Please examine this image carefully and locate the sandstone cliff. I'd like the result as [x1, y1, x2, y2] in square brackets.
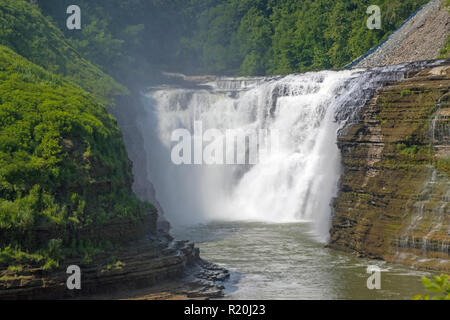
[329, 61, 450, 272]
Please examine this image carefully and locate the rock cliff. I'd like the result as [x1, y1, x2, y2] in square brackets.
[0, 211, 229, 299]
[329, 60, 450, 272]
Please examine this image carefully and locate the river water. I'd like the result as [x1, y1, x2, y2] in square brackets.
[174, 222, 431, 300]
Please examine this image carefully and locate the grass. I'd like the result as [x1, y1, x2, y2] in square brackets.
[401, 89, 412, 97]
[396, 143, 420, 157]
[102, 257, 125, 273]
[435, 157, 450, 177]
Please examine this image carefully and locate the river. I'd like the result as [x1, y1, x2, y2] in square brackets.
[174, 221, 430, 300]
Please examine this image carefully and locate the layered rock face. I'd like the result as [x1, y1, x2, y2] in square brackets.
[0, 217, 228, 300]
[329, 61, 450, 272]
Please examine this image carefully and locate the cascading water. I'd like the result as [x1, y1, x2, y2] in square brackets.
[136, 64, 419, 242]
[107, 61, 447, 299]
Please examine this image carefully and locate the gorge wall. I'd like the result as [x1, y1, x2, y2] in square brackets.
[329, 61, 450, 272]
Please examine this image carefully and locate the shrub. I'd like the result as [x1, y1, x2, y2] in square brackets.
[413, 274, 450, 300]
[396, 143, 420, 157]
[401, 89, 412, 96]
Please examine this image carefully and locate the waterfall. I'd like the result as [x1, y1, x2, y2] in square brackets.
[135, 65, 415, 242]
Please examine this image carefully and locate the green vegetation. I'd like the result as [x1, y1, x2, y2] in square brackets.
[401, 89, 412, 96]
[395, 143, 431, 159]
[413, 274, 450, 300]
[436, 157, 450, 177]
[439, 40, 450, 59]
[396, 143, 419, 156]
[102, 256, 125, 273]
[0, 0, 126, 104]
[0, 44, 151, 268]
[39, 0, 183, 82]
[0, 246, 45, 266]
[38, 0, 428, 77]
[0, 1, 159, 271]
[438, 0, 450, 59]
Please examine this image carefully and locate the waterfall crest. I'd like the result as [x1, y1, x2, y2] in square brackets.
[137, 65, 413, 242]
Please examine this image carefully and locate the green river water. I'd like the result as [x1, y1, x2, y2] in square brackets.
[173, 221, 433, 300]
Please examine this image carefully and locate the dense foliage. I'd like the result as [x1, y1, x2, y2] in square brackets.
[177, 0, 430, 75]
[38, 0, 429, 76]
[38, 0, 185, 84]
[0, 44, 148, 235]
[0, 1, 152, 268]
[0, 0, 126, 104]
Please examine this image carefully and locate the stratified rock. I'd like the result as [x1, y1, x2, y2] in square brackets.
[0, 214, 228, 300]
[329, 61, 450, 272]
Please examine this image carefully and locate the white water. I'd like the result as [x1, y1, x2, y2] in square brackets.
[138, 67, 406, 242]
